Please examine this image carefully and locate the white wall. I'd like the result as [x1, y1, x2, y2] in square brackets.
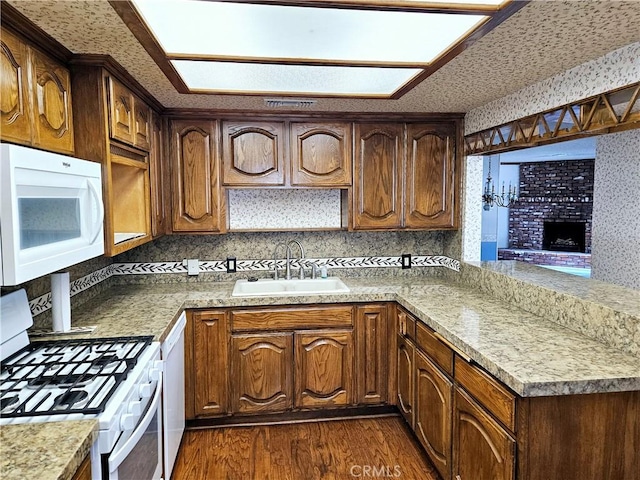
[592, 130, 640, 290]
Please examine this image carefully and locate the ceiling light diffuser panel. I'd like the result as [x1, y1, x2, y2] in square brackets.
[133, 0, 487, 64]
[171, 60, 422, 96]
[128, 0, 512, 97]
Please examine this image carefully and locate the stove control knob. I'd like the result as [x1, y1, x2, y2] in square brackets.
[121, 414, 136, 431]
[148, 367, 161, 382]
[128, 400, 142, 416]
[139, 383, 152, 398]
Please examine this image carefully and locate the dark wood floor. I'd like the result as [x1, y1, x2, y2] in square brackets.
[172, 416, 439, 480]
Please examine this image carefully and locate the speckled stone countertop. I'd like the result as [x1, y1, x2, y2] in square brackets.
[41, 276, 640, 398]
[0, 420, 97, 480]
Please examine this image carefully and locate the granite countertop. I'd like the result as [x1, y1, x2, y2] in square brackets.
[7, 274, 640, 480]
[46, 276, 640, 397]
[0, 420, 98, 480]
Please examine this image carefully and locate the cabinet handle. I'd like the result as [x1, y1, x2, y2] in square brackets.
[456, 476, 462, 480]
[432, 331, 472, 363]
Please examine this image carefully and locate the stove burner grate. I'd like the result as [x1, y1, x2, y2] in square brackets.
[0, 336, 152, 419]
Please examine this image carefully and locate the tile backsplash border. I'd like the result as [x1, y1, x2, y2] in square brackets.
[28, 255, 460, 317]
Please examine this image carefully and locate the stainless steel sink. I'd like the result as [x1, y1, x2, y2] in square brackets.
[231, 277, 350, 297]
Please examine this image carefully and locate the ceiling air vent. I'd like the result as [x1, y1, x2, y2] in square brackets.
[264, 98, 317, 108]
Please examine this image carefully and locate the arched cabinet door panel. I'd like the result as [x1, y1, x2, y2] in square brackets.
[170, 120, 223, 232]
[397, 334, 414, 426]
[222, 121, 285, 186]
[30, 49, 74, 154]
[290, 122, 352, 186]
[453, 388, 515, 480]
[0, 29, 31, 146]
[295, 330, 354, 408]
[353, 123, 404, 229]
[231, 333, 293, 414]
[405, 123, 456, 229]
[415, 350, 453, 480]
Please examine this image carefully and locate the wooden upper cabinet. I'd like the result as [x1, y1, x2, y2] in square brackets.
[355, 305, 388, 405]
[133, 96, 151, 150]
[353, 123, 404, 229]
[405, 124, 456, 229]
[222, 121, 285, 186]
[149, 112, 167, 238]
[0, 29, 74, 155]
[290, 122, 352, 186]
[453, 387, 515, 480]
[231, 333, 293, 414]
[295, 329, 354, 409]
[192, 310, 228, 417]
[0, 29, 31, 146]
[107, 76, 135, 145]
[170, 119, 223, 233]
[415, 350, 453, 480]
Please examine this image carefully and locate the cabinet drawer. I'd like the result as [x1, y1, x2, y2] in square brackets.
[398, 308, 416, 340]
[454, 356, 516, 431]
[416, 322, 453, 377]
[231, 306, 353, 332]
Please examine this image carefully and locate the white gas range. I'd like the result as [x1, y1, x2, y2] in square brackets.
[0, 289, 164, 480]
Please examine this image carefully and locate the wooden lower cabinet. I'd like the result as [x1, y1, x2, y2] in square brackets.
[453, 387, 515, 480]
[295, 329, 353, 408]
[397, 334, 414, 426]
[415, 350, 453, 480]
[191, 311, 228, 417]
[231, 333, 293, 414]
[71, 455, 91, 480]
[355, 304, 388, 405]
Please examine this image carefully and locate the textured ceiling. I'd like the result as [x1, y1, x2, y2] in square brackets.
[8, 0, 640, 113]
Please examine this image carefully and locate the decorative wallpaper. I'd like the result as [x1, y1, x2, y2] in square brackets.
[9, 0, 640, 114]
[591, 129, 640, 290]
[461, 156, 483, 262]
[228, 189, 342, 230]
[465, 41, 640, 134]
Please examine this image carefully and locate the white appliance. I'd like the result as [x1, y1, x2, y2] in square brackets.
[0, 143, 104, 286]
[161, 312, 186, 479]
[0, 289, 163, 480]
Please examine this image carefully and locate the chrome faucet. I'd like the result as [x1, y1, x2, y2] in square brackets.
[272, 242, 291, 280]
[286, 240, 305, 280]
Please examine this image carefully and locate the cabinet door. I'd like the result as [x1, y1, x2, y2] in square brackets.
[290, 122, 352, 186]
[453, 388, 515, 480]
[222, 121, 285, 186]
[405, 124, 456, 229]
[149, 112, 167, 238]
[295, 330, 354, 408]
[415, 350, 453, 480]
[133, 96, 151, 150]
[192, 311, 228, 417]
[0, 29, 32, 146]
[397, 334, 415, 426]
[353, 123, 404, 229]
[107, 76, 135, 146]
[170, 120, 223, 232]
[29, 48, 74, 154]
[231, 333, 293, 414]
[355, 305, 388, 405]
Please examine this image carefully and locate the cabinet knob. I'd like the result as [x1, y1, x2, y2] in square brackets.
[456, 475, 462, 480]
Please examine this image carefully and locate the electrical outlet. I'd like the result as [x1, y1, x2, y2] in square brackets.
[226, 257, 237, 273]
[186, 259, 199, 276]
[401, 253, 412, 269]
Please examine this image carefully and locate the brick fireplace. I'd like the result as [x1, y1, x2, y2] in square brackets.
[499, 159, 594, 267]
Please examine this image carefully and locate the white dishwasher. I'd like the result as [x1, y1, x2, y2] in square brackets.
[161, 311, 186, 479]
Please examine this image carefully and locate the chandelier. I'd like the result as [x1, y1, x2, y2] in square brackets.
[482, 156, 519, 210]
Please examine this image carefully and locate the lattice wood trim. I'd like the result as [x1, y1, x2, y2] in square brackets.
[465, 82, 640, 155]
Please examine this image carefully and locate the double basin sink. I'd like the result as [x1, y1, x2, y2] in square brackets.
[232, 277, 350, 297]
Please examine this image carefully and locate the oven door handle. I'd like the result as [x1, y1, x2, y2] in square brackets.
[108, 373, 163, 471]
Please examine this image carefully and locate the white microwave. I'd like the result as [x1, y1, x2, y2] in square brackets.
[0, 144, 104, 286]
